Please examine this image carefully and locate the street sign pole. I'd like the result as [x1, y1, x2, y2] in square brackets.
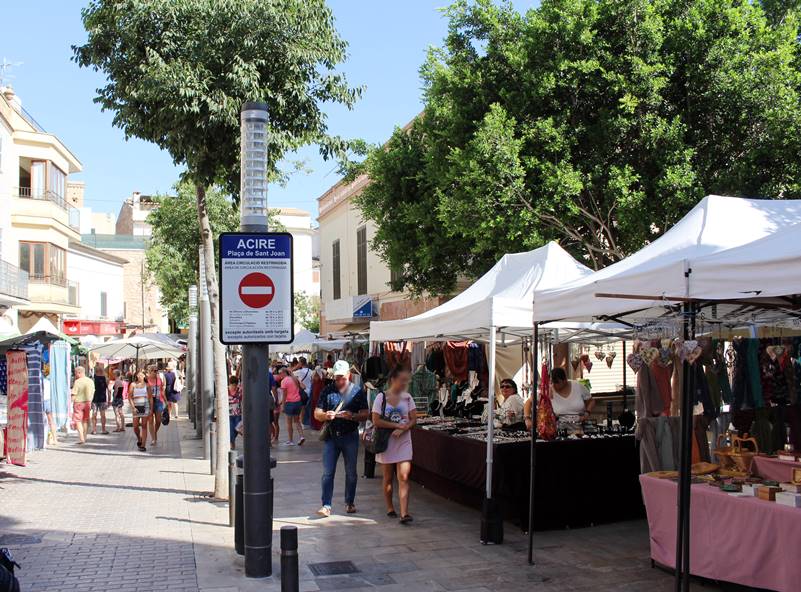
[239, 102, 272, 579]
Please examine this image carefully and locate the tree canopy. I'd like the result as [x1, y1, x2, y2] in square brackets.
[73, 0, 361, 194]
[356, 0, 801, 296]
[144, 183, 239, 327]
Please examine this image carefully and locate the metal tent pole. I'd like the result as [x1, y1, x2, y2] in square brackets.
[481, 325, 502, 544]
[527, 324, 539, 564]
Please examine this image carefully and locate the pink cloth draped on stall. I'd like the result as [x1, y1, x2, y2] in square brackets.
[640, 475, 801, 592]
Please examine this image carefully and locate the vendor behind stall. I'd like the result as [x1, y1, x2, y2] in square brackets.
[497, 379, 525, 429]
[524, 367, 595, 431]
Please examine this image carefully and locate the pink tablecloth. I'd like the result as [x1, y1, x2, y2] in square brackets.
[753, 455, 801, 483]
[640, 475, 801, 592]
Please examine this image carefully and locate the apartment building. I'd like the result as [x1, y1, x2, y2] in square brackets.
[0, 85, 82, 333]
[317, 174, 443, 335]
[274, 207, 320, 300]
[116, 191, 158, 236]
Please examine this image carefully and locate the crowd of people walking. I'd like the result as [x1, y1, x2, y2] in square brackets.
[243, 356, 417, 524]
[67, 360, 183, 452]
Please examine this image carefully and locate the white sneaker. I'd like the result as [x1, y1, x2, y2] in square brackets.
[283, 441, 295, 446]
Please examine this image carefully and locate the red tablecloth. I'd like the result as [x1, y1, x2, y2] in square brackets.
[753, 455, 801, 483]
[640, 474, 801, 592]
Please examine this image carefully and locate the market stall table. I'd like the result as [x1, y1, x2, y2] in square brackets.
[753, 455, 801, 484]
[640, 474, 801, 592]
[410, 426, 643, 530]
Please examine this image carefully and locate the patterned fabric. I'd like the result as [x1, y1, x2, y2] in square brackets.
[0, 358, 7, 395]
[409, 366, 437, 409]
[24, 346, 45, 450]
[49, 341, 71, 428]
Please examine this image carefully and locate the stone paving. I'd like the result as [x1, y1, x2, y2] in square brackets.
[0, 408, 729, 592]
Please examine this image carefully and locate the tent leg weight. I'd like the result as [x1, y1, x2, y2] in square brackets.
[480, 496, 504, 545]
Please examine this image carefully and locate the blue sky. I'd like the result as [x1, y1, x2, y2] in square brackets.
[3, 1, 532, 220]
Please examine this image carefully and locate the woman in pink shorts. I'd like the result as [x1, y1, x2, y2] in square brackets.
[371, 366, 417, 524]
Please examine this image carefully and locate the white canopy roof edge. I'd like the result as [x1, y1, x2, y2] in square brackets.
[370, 242, 593, 342]
[532, 195, 801, 324]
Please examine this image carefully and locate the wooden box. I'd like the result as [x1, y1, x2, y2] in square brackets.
[780, 482, 801, 493]
[793, 468, 801, 484]
[757, 486, 781, 501]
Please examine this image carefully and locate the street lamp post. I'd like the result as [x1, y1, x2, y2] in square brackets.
[239, 101, 273, 579]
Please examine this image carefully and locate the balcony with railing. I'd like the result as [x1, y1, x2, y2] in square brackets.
[0, 260, 29, 303]
[15, 187, 81, 231]
[25, 275, 79, 311]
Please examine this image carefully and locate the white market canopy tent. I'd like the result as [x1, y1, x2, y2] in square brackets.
[532, 195, 801, 325]
[269, 329, 318, 354]
[370, 241, 618, 342]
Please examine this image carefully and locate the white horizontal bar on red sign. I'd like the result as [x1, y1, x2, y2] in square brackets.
[240, 287, 274, 295]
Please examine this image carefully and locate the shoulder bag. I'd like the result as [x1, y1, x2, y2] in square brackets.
[318, 394, 346, 442]
[292, 373, 309, 405]
[364, 392, 393, 454]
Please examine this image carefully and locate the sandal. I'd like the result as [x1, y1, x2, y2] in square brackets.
[138, 445, 147, 452]
[386, 510, 398, 518]
[400, 515, 413, 525]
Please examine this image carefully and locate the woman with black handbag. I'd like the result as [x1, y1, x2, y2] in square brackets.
[370, 366, 417, 524]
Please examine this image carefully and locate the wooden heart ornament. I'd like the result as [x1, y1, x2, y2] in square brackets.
[571, 355, 580, 371]
[581, 353, 593, 373]
[605, 350, 616, 368]
[595, 350, 605, 361]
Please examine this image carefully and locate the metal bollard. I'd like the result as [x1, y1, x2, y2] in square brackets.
[235, 456, 244, 555]
[228, 450, 237, 527]
[280, 526, 299, 592]
[209, 419, 217, 475]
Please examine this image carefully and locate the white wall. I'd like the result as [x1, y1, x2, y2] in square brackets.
[66, 248, 125, 321]
[275, 211, 319, 298]
[0, 113, 17, 266]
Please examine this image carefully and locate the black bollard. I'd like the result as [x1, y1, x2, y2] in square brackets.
[280, 526, 299, 592]
[234, 456, 244, 555]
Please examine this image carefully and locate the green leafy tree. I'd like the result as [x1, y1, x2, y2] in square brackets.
[146, 182, 265, 328]
[357, 0, 801, 295]
[293, 291, 321, 334]
[74, 0, 360, 498]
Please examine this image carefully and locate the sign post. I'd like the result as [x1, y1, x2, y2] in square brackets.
[226, 100, 292, 579]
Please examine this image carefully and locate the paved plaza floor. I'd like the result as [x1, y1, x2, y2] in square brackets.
[0, 411, 725, 591]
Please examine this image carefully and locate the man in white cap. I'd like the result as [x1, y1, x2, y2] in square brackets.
[313, 359, 368, 517]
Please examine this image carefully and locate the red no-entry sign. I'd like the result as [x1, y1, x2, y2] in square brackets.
[238, 272, 275, 308]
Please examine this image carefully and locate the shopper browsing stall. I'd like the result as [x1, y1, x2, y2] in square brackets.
[497, 379, 525, 428]
[549, 368, 594, 421]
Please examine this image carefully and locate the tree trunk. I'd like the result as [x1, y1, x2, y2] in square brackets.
[196, 182, 230, 499]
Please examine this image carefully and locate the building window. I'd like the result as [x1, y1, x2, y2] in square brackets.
[332, 239, 341, 300]
[356, 226, 367, 296]
[48, 162, 66, 198]
[100, 291, 108, 318]
[19, 242, 66, 285]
